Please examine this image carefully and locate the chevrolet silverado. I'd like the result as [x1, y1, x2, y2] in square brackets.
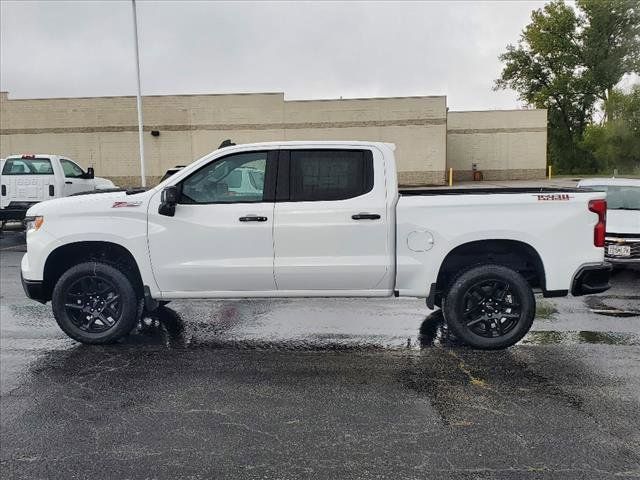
[20, 141, 611, 349]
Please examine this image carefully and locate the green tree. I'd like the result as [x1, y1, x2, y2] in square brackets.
[495, 0, 639, 173]
[579, 0, 640, 121]
[582, 86, 640, 173]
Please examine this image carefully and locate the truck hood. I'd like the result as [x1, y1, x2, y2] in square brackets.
[26, 190, 150, 217]
[607, 209, 640, 235]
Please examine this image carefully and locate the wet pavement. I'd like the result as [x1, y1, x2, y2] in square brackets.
[1, 230, 639, 479]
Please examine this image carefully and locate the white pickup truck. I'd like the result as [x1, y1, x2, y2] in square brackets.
[577, 178, 640, 266]
[0, 154, 116, 224]
[20, 141, 611, 349]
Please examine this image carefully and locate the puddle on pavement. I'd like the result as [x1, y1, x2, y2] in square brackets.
[118, 306, 443, 351]
[4, 297, 639, 352]
[127, 307, 392, 351]
[120, 306, 640, 350]
[584, 295, 640, 317]
[522, 330, 640, 346]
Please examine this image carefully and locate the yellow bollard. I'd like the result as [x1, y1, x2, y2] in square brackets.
[548, 165, 552, 179]
[449, 167, 453, 187]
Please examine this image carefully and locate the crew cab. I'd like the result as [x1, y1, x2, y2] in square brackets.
[577, 178, 640, 267]
[0, 154, 116, 223]
[20, 141, 611, 349]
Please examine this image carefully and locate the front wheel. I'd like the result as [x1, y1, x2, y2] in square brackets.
[52, 262, 139, 344]
[443, 264, 535, 350]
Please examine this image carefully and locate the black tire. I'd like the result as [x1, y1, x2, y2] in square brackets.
[52, 262, 139, 344]
[442, 264, 535, 350]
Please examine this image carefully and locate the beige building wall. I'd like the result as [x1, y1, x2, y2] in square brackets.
[0, 91, 447, 187]
[1, 91, 546, 187]
[282, 97, 447, 186]
[446, 109, 547, 181]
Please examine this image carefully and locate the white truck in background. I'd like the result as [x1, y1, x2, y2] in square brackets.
[577, 178, 640, 266]
[20, 141, 611, 349]
[0, 154, 117, 225]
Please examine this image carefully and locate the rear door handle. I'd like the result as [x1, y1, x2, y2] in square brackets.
[352, 213, 381, 220]
[239, 215, 268, 222]
[65, 181, 73, 184]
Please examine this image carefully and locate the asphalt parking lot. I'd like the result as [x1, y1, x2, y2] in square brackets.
[1, 230, 639, 479]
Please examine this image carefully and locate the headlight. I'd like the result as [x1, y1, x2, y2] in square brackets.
[24, 216, 44, 231]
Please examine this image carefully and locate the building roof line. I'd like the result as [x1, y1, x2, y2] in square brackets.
[0, 92, 286, 101]
[287, 95, 446, 102]
[1, 91, 447, 103]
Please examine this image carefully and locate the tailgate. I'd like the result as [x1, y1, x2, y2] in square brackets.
[1, 156, 56, 209]
[1, 174, 55, 208]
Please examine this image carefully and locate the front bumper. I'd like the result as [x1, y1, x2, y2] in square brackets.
[571, 263, 612, 296]
[20, 271, 47, 304]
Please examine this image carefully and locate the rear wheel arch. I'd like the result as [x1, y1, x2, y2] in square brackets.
[432, 239, 545, 307]
[43, 241, 144, 302]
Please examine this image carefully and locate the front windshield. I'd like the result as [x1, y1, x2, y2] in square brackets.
[584, 185, 640, 211]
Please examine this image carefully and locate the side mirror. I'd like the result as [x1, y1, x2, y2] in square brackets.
[159, 186, 178, 216]
[85, 167, 95, 179]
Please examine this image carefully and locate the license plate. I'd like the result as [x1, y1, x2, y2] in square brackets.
[608, 244, 631, 257]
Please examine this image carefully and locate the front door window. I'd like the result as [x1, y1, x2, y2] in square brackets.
[180, 152, 267, 204]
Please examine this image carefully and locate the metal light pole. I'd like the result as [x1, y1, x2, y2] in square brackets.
[131, 0, 146, 187]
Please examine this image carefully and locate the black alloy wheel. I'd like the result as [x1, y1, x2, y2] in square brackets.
[443, 264, 536, 349]
[52, 262, 139, 344]
[462, 280, 521, 338]
[64, 275, 122, 333]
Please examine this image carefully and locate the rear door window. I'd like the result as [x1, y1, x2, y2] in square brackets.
[1, 158, 53, 175]
[288, 149, 373, 201]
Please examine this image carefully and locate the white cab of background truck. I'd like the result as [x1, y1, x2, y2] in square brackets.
[20, 141, 611, 349]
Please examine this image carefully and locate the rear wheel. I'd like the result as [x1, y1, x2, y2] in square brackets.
[443, 264, 535, 349]
[52, 262, 139, 344]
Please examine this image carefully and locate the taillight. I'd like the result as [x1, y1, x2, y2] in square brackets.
[49, 185, 54, 196]
[588, 199, 607, 247]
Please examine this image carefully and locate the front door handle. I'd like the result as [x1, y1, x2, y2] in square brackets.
[65, 181, 73, 184]
[352, 213, 381, 220]
[239, 215, 268, 222]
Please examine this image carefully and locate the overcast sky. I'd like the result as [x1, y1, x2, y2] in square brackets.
[0, 0, 550, 110]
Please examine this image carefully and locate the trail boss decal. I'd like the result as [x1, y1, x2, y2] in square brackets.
[112, 201, 142, 208]
[534, 194, 572, 201]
